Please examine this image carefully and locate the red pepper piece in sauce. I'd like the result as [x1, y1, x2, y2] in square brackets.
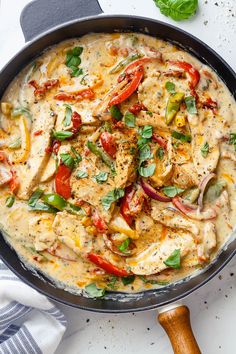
[54, 88, 94, 102]
[55, 164, 72, 199]
[152, 134, 168, 149]
[71, 111, 82, 134]
[128, 102, 146, 115]
[100, 132, 117, 158]
[91, 209, 108, 233]
[169, 61, 200, 89]
[87, 253, 130, 277]
[120, 186, 136, 226]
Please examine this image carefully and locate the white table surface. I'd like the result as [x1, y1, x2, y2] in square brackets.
[0, 1, 236, 353]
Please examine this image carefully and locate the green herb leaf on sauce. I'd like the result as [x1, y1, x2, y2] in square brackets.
[101, 188, 125, 211]
[71, 146, 82, 164]
[85, 283, 105, 298]
[29, 202, 58, 213]
[201, 142, 209, 158]
[141, 125, 153, 139]
[107, 276, 118, 290]
[165, 81, 176, 93]
[12, 107, 32, 120]
[154, 0, 198, 21]
[137, 137, 150, 149]
[185, 95, 197, 114]
[28, 189, 44, 207]
[63, 104, 72, 127]
[138, 163, 156, 177]
[76, 170, 88, 179]
[124, 111, 136, 127]
[229, 133, 236, 151]
[8, 137, 21, 150]
[121, 275, 135, 285]
[157, 147, 164, 160]
[60, 153, 75, 170]
[109, 105, 123, 121]
[118, 238, 131, 253]
[66, 46, 83, 77]
[146, 111, 153, 116]
[139, 275, 169, 286]
[5, 195, 15, 208]
[162, 186, 185, 197]
[139, 144, 152, 163]
[164, 249, 181, 269]
[171, 130, 192, 143]
[53, 131, 73, 141]
[94, 171, 108, 184]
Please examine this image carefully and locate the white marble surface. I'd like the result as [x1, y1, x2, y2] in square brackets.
[0, 1, 236, 353]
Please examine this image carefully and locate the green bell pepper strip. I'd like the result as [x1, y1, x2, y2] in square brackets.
[109, 53, 142, 74]
[43, 193, 67, 211]
[165, 92, 185, 125]
[87, 141, 115, 172]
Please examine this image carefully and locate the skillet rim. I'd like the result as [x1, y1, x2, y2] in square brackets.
[0, 14, 236, 313]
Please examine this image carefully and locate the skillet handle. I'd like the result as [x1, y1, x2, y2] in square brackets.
[158, 305, 201, 354]
[20, 0, 103, 42]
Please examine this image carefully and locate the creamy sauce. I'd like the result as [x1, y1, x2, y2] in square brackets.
[0, 32, 236, 295]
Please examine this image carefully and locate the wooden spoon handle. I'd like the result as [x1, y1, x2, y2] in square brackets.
[158, 305, 201, 354]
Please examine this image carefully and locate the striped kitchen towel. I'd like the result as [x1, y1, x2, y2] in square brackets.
[0, 261, 67, 354]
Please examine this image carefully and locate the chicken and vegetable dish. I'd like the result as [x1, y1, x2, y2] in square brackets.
[0, 33, 236, 296]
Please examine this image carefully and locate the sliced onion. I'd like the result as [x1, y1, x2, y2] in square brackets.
[173, 196, 216, 220]
[198, 173, 215, 210]
[140, 178, 171, 202]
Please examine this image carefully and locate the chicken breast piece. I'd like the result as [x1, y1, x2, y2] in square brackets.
[126, 231, 195, 275]
[136, 111, 168, 131]
[137, 76, 163, 113]
[197, 222, 217, 261]
[53, 211, 93, 255]
[151, 201, 199, 237]
[40, 155, 56, 182]
[16, 103, 56, 199]
[172, 163, 199, 189]
[114, 137, 136, 189]
[29, 214, 56, 251]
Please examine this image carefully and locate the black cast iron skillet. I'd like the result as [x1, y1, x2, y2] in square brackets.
[0, 1, 235, 352]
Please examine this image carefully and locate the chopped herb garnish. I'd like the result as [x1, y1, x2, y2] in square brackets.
[138, 163, 156, 177]
[162, 186, 185, 197]
[139, 144, 152, 163]
[76, 170, 88, 179]
[121, 275, 135, 285]
[5, 195, 15, 208]
[130, 146, 136, 155]
[157, 147, 164, 160]
[141, 125, 153, 139]
[71, 146, 82, 164]
[94, 171, 108, 184]
[63, 104, 72, 127]
[80, 73, 88, 85]
[118, 238, 131, 253]
[29, 202, 57, 213]
[109, 105, 123, 121]
[139, 275, 169, 286]
[171, 130, 192, 143]
[85, 283, 105, 298]
[201, 142, 209, 158]
[146, 111, 153, 116]
[164, 249, 181, 269]
[165, 81, 176, 93]
[28, 189, 44, 207]
[124, 111, 136, 127]
[66, 46, 83, 77]
[137, 137, 150, 149]
[229, 133, 236, 151]
[107, 276, 118, 290]
[60, 153, 75, 170]
[204, 181, 226, 203]
[12, 107, 32, 120]
[101, 188, 125, 211]
[185, 96, 197, 114]
[53, 131, 73, 141]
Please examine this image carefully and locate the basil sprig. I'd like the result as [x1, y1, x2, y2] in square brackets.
[201, 142, 209, 158]
[165, 81, 176, 94]
[66, 46, 83, 77]
[171, 130, 192, 143]
[101, 188, 125, 211]
[63, 104, 72, 127]
[154, 0, 198, 21]
[124, 111, 136, 127]
[164, 249, 181, 269]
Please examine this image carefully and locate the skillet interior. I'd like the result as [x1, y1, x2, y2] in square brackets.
[0, 15, 236, 313]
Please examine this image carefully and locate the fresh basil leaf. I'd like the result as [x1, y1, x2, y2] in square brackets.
[162, 186, 184, 197]
[121, 275, 135, 285]
[94, 171, 108, 184]
[60, 153, 75, 170]
[141, 125, 153, 139]
[71, 146, 82, 164]
[138, 275, 169, 286]
[66, 46, 83, 77]
[85, 283, 105, 298]
[185, 95, 197, 114]
[28, 189, 44, 207]
[171, 130, 192, 143]
[53, 131, 73, 141]
[76, 170, 88, 179]
[72, 46, 83, 56]
[63, 104, 72, 127]
[146, 111, 153, 116]
[107, 276, 118, 290]
[204, 181, 226, 203]
[157, 147, 164, 160]
[164, 249, 181, 269]
[130, 146, 136, 155]
[29, 202, 57, 213]
[71, 67, 83, 77]
[118, 238, 131, 253]
[137, 137, 150, 149]
[12, 107, 32, 120]
[165, 81, 176, 93]
[8, 137, 21, 149]
[201, 142, 209, 158]
[139, 144, 152, 163]
[124, 111, 136, 127]
[101, 188, 125, 211]
[109, 105, 123, 121]
[138, 163, 156, 177]
[154, 0, 198, 21]
[229, 133, 236, 151]
[5, 195, 15, 208]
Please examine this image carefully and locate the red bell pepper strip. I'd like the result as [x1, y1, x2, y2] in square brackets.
[87, 253, 130, 277]
[29, 79, 59, 98]
[91, 209, 108, 233]
[71, 111, 82, 134]
[55, 164, 72, 199]
[109, 65, 144, 106]
[100, 132, 117, 158]
[152, 134, 167, 149]
[120, 186, 136, 226]
[169, 61, 200, 89]
[9, 171, 20, 194]
[54, 88, 94, 102]
[128, 102, 146, 115]
[118, 57, 151, 82]
[201, 97, 218, 111]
